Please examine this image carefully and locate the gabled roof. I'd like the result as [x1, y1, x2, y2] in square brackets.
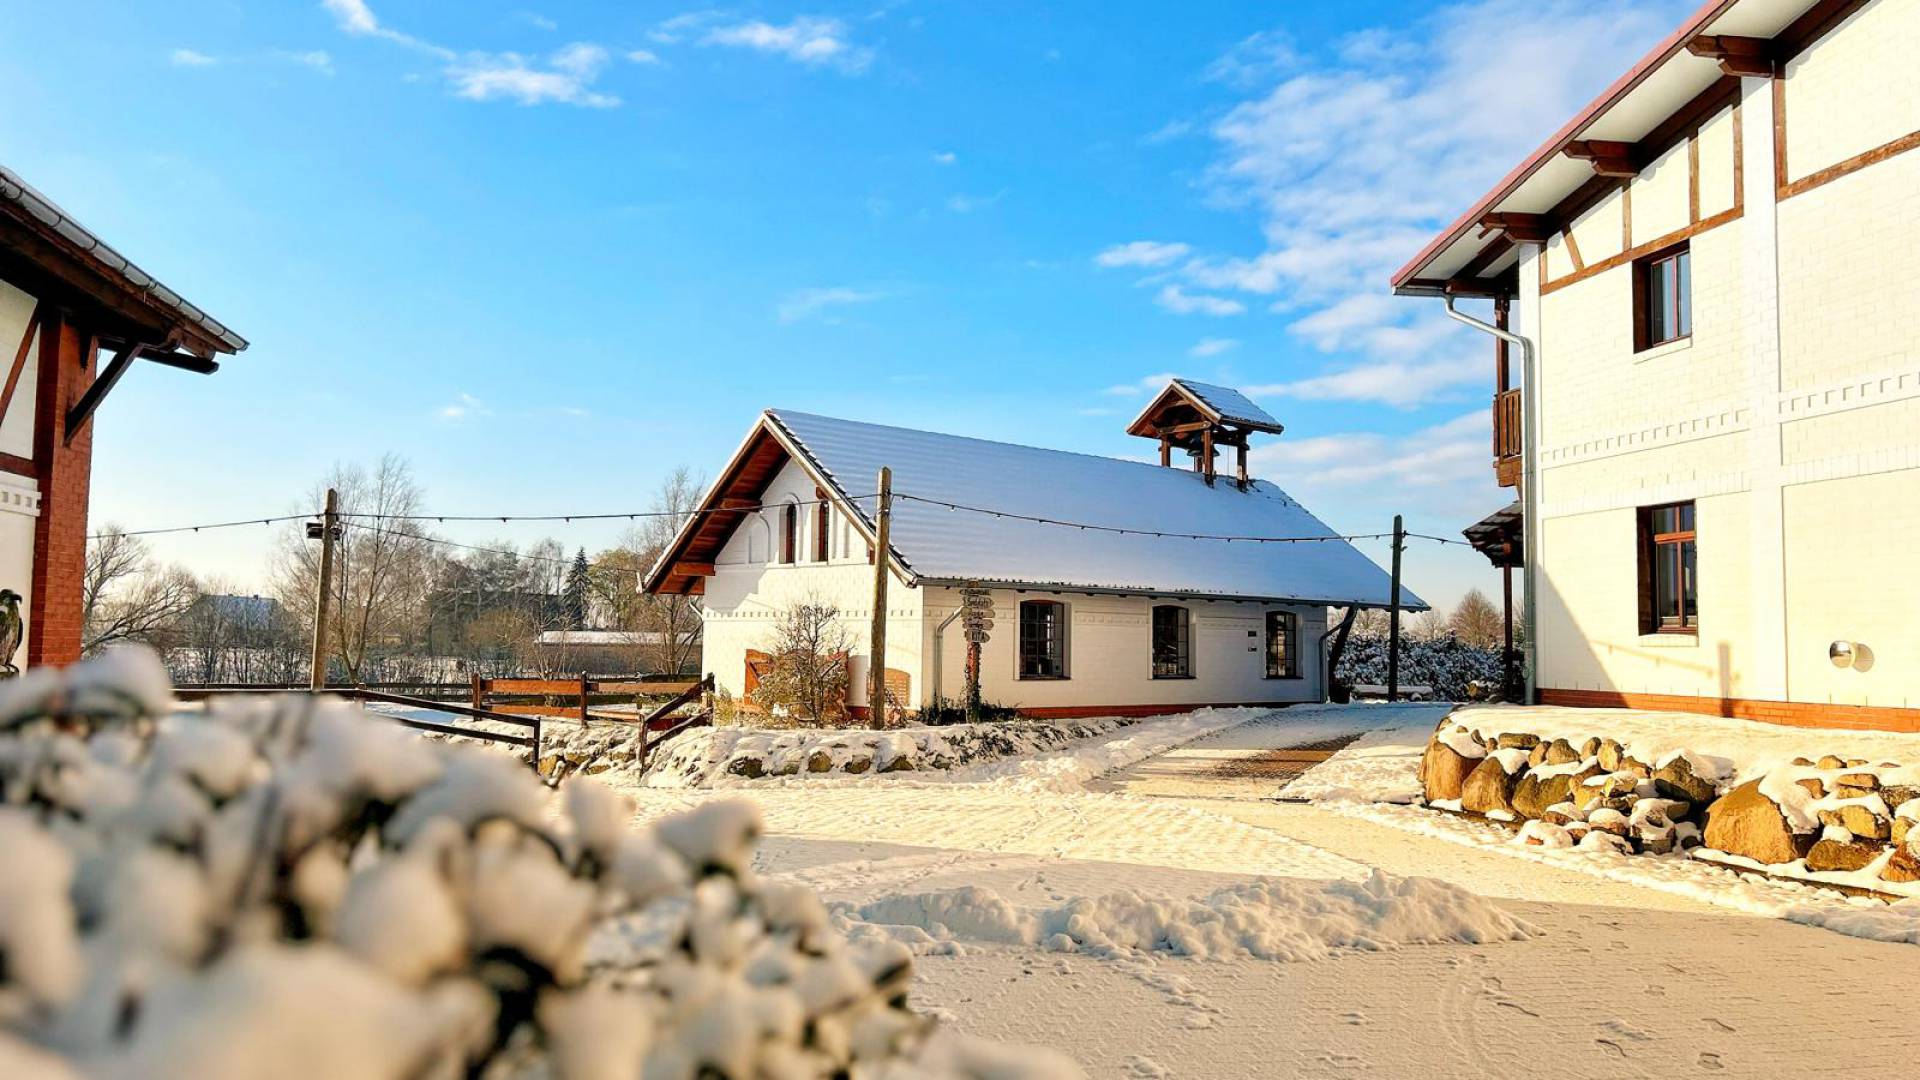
[1125, 378, 1284, 438]
[647, 409, 1423, 610]
[1390, 0, 1839, 297]
[0, 165, 246, 357]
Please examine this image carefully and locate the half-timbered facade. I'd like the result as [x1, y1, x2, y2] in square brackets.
[1394, 0, 1920, 728]
[644, 390, 1421, 718]
[0, 166, 245, 671]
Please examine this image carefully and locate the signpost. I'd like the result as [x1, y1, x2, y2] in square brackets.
[959, 585, 994, 722]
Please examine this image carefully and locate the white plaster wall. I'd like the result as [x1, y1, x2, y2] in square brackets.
[919, 586, 1327, 712]
[1631, 140, 1691, 245]
[699, 458, 921, 707]
[1782, 0, 1918, 179]
[0, 472, 36, 667]
[0, 280, 39, 459]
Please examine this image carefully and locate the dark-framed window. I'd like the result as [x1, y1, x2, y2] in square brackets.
[1265, 611, 1300, 679]
[1150, 605, 1192, 679]
[814, 488, 831, 562]
[780, 502, 798, 564]
[1018, 599, 1068, 679]
[1638, 501, 1697, 633]
[1634, 242, 1691, 351]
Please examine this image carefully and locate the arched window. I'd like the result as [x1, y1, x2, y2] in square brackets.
[1265, 611, 1300, 679]
[1018, 599, 1068, 679]
[1151, 605, 1192, 679]
[814, 488, 831, 562]
[780, 501, 798, 564]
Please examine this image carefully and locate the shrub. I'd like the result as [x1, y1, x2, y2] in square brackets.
[1335, 632, 1509, 702]
[751, 601, 852, 727]
[0, 648, 1067, 1078]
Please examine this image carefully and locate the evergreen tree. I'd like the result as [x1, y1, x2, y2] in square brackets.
[563, 548, 591, 629]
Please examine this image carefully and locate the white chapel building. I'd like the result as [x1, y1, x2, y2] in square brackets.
[644, 380, 1421, 718]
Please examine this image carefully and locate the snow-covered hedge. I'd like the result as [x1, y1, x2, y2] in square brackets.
[1335, 633, 1505, 701]
[0, 650, 1073, 1078]
[644, 717, 1136, 788]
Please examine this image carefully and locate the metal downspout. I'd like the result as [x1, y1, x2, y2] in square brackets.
[930, 605, 963, 706]
[1444, 295, 1541, 704]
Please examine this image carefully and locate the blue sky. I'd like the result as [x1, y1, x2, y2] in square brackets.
[1, 0, 1692, 609]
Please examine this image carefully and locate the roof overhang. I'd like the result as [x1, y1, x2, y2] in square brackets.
[917, 576, 1429, 612]
[640, 411, 909, 595]
[0, 165, 246, 358]
[1390, 0, 1848, 298]
[1124, 381, 1284, 440]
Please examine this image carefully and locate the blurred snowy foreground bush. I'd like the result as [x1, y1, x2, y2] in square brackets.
[0, 649, 1076, 1079]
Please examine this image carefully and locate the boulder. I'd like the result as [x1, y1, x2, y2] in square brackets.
[1817, 755, 1848, 770]
[1512, 771, 1575, 820]
[1543, 739, 1581, 766]
[1703, 781, 1812, 866]
[1598, 739, 1626, 772]
[726, 756, 765, 779]
[1790, 756, 1815, 767]
[1653, 757, 1719, 805]
[842, 756, 873, 775]
[1880, 785, 1920, 812]
[1806, 838, 1881, 873]
[880, 754, 916, 773]
[1580, 736, 1603, 759]
[1527, 743, 1549, 769]
[1494, 732, 1540, 751]
[1882, 846, 1920, 884]
[1461, 756, 1520, 816]
[806, 750, 835, 773]
[1834, 785, 1877, 802]
[1541, 802, 1583, 826]
[1817, 804, 1890, 841]
[1836, 772, 1880, 790]
[1794, 777, 1827, 799]
[1587, 808, 1630, 836]
[1894, 818, 1912, 848]
[1419, 739, 1480, 803]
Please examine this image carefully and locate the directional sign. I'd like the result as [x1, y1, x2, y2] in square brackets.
[965, 629, 991, 644]
[961, 617, 995, 632]
[961, 593, 994, 609]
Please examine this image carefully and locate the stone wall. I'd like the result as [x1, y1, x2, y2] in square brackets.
[1417, 718, 1920, 891]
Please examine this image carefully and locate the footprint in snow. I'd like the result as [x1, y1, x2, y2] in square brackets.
[1340, 1012, 1368, 1026]
[1124, 1054, 1169, 1078]
[1704, 1018, 1735, 1033]
[1698, 1052, 1726, 1070]
[1597, 1019, 1654, 1041]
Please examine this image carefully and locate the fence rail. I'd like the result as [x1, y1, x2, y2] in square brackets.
[177, 685, 547, 765]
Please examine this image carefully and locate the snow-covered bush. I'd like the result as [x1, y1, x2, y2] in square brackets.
[0, 648, 1072, 1078]
[1335, 632, 1507, 702]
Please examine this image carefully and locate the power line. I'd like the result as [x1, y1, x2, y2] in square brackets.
[337, 521, 620, 569]
[89, 514, 317, 541]
[334, 491, 867, 524]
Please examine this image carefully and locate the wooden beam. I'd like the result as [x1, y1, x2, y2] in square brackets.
[0, 301, 43, 430]
[1685, 35, 1775, 78]
[64, 339, 145, 445]
[672, 561, 716, 577]
[1564, 139, 1640, 178]
[716, 497, 758, 510]
[1476, 212, 1551, 245]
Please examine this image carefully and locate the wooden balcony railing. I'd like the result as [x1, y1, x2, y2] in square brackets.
[1493, 387, 1523, 487]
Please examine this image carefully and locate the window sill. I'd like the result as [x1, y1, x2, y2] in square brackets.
[1151, 674, 1195, 681]
[1264, 675, 1303, 681]
[1633, 336, 1692, 364]
[1017, 674, 1071, 682]
[1637, 632, 1699, 648]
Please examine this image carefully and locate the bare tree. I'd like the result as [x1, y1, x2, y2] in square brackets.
[83, 526, 199, 654]
[753, 598, 851, 727]
[600, 468, 705, 675]
[272, 456, 437, 682]
[1447, 588, 1504, 649]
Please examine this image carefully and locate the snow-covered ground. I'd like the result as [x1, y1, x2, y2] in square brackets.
[596, 704, 1920, 1077]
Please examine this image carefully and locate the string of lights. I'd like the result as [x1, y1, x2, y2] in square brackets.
[91, 490, 1472, 548]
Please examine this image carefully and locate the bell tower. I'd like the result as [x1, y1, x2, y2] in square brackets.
[1124, 378, 1284, 490]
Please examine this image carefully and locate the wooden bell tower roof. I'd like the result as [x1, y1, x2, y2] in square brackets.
[1124, 379, 1282, 490]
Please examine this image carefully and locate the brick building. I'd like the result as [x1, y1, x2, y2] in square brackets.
[0, 166, 245, 670]
[1393, 0, 1920, 728]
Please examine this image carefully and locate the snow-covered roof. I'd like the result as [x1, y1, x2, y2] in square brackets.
[768, 410, 1423, 610]
[1170, 379, 1281, 430]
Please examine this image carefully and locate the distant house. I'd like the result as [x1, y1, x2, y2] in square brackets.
[1392, 0, 1920, 727]
[0, 166, 245, 670]
[643, 380, 1421, 718]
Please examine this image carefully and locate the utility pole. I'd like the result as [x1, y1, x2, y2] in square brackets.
[308, 487, 339, 691]
[1387, 513, 1404, 702]
[868, 467, 893, 720]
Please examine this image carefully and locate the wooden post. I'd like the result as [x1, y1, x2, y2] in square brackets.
[868, 467, 893, 721]
[307, 487, 339, 691]
[579, 671, 590, 724]
[470, 672, 484, 712]
[1158, 434, 1171, 467]
[1201, 427, 1215, 485]
[1387, 514, 1404, 702]
[1235, 441, 1248, 490]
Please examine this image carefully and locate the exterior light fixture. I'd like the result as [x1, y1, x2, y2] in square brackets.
[1829, 640, 1856, 669]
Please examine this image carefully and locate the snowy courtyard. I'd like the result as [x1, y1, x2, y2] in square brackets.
[605, 705, 1920, 1077]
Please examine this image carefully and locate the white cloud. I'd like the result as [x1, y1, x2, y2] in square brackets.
[931, 151, 958, 165]
[1093, 240, 1191, 269]
[1098, 0, 1685, 405]
[945, 190, 1006, 214]
[626, 49, 662, 65]
[322, 0, 454, 58]
[448, 43, 619, 107]
[1246, 349, 1485, 409]
[1101, 373, 1181, 397]
[702, 16, 871, 72]
[777, 286, 886, 324]
[438, 392, 491, 421]
[649, 11, 722, 44]
[516, 11, 559, 31]
[170, 49, 218, 67]
[1251, 409, 1489, 493]
[274, 49, 336, 74]
[1189, 337, 1238, 358]
[1155, 284, 1244, 317]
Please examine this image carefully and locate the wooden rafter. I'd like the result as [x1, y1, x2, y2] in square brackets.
[1475, 212, 1551, 245]
[1564, 139, 1640, 178]
[1685, 34, 1775, 78]
[0, 300, 43, 430]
